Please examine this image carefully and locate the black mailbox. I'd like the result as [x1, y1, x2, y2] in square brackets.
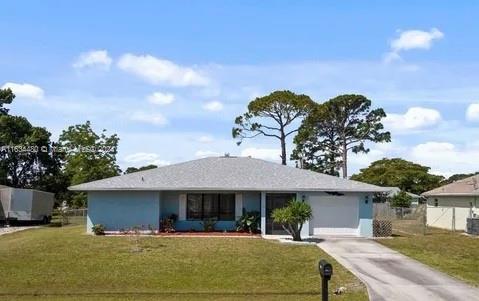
[319, 259, 333, 280]
[318, 259, 333, 301]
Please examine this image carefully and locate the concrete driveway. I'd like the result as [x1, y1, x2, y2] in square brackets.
[317, 237, 479, 301]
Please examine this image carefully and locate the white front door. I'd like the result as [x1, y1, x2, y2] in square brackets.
[309, 195, 360, 236]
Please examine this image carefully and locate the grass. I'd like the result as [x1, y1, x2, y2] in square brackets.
[0, 225, 367, 301]
[378, 226, 479, 286]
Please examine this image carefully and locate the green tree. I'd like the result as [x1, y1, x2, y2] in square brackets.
[390, 191, 412, 208]
[294, 94, 390, 178]
[0, 88, 15, 115]
[351, 158, 444, 195]
[124, 164, 158, 174]
[440, 172, 479, 185]
[0, 115, 58, 188]
[58, 121, 120, 207]
[271, 199, 312, 241]
[233, 90, 315, 165]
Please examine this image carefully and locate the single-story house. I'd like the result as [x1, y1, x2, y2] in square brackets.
[69, 156, 388, 237]
[384, 187, 423, 206]
[423, 175, 479, 231]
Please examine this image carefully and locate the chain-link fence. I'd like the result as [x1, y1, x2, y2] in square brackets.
[51, 208, 87, 226]
[374, 203, 427, 236]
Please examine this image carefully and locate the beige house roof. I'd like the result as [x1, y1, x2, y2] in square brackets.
[423, 175, 479, 197]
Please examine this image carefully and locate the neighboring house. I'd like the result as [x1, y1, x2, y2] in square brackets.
[69, 156, 388, 237]
[384, 187, 423, 206]
[423, 175, 479, 231]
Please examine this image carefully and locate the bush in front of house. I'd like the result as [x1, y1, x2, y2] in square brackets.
[159, 214, 177, 233]
[92, 224, 105, 235]
[271, 199, 312, 241]
[236, 210, 260, 233]
[201, 218, 217, 232]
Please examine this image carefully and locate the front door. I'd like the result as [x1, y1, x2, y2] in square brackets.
[265, 193, 296, 234]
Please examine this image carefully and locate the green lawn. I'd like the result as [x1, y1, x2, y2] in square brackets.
[378, 227, 479, 286]
[0, 225, 367, 301]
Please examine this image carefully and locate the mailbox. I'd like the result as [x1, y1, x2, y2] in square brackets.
[319, 259, 333, 280]
[318, 259, 333, 301]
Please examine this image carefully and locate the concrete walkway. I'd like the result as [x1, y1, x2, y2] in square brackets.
[0, 226, 39, 236]
[317, 237, 479, 301]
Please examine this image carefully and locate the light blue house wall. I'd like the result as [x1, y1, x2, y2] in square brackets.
[86, 190, 373, 237]
[358, 193, 373, 237]
[87, 191, 160, 233]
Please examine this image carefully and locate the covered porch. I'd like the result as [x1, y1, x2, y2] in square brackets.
[86, 190, 303, 235]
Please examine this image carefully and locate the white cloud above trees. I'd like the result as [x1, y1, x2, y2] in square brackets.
[203, 101, 224, 111]
[1, 82, 44, 99]
[384, 107, 442, 133]
[466, 103, 479, 122]
[384, 28, 444, 63]
[117, 53, 209, 87]
[123, 152, 169, 166]
[130, 111, 168, 125]
[73, 50, 112, 69]
[147, 92, 175, 105]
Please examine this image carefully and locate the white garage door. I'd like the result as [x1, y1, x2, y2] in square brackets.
[309, 195, 359, 236]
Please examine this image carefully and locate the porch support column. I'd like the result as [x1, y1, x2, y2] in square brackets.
[297, 192, 310, 238]
[260, 191, 266, 235]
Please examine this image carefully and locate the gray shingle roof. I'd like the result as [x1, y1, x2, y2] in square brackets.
[423, 174, 479, 196]
[69, 156, 389, 192]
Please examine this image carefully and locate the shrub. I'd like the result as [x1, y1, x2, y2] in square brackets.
[201, 218, 217, 232]
[236, 210, 260, 233]
[160, 217, 176, 233]
[391, 191, 412, 208]
[91, 224, 105, 235]
[271, 199, 312, 241]
[147, 224, 156, 235]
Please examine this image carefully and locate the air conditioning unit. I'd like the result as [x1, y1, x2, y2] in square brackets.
[466, 218, 479, 235]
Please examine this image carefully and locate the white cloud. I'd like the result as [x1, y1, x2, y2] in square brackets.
[117, 53, 209, 86]
[384, 107, 442, 132]
[392, 28, 444, 51]
[203, 101, 224, 111]
[411, 142, 479, 176]
[130, 111, 168, 125]
[195, 150, 221, 158]
[1, 82, 44, 100]
[466, 103, 479, 122]
[147, 92, 175, 105]
[123, 152, 169, 166]
[240, 147, 281, 162]
[197, 135, 214, 143]
[385, 28, 444, 62]
[73, 50, 112, 69]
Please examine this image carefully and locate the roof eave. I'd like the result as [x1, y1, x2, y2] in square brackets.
[423, 193, 479, 197]
[69, 186, 387, 193]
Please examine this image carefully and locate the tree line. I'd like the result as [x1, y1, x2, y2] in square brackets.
[0, 88, 153, 207]
[1, 88, 474, 207]
[233, 90, 475, 193]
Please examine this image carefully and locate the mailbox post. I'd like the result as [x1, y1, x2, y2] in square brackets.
[319, 259, 333, 301]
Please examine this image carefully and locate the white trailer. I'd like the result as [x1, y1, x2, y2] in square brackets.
[0, 186, 55, 224]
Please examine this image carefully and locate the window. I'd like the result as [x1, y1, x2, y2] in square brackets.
[434, 199, 438, 207]
[187, 193, 235, 221]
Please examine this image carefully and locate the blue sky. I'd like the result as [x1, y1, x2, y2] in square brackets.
[1, 1, 479, 176]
